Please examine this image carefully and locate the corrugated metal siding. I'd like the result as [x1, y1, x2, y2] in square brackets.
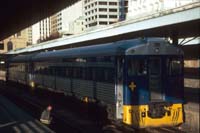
[34, 74, 43, 85]
[15, 71, 26, 84]
[8, 71, 14, 81]
[72, 79, 94, 98]
[96, 82, 115, 104]
[43, 75, 55, 89]
[56, 77, 71, 92]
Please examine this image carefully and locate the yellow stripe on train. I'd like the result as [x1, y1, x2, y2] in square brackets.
[123, 103, 184, 128]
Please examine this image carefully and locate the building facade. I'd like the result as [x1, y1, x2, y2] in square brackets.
[68, 16, 85, 35]
[83, 0, 121, 30]
[51, 1, 83, 35]
[0, 28, 31, 53]
[126, 0, 196, 19]
[27, 27, 32, 45]
[32, 17, 51, 44]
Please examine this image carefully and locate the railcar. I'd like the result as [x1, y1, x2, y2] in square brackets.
[7, 38, 184, 128]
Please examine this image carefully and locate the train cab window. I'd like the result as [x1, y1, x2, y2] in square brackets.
[168, 58, 182, 75]
[128, 59, 147, 76]
[149, 58, 160, 75]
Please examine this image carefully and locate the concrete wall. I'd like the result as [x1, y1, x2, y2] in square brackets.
[181, 44, 200, 133]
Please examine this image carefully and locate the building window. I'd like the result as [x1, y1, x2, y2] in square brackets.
[109, 2, 117, 5]
[99, 15, 107, 18]
[109, 8, 117, 12]
[125, 1, 128, 6]
[109, 22, 115, 24]
[0, 42, 4, 50]
[89, 22, 97, 27]
[125, 7, 128, 13]
[17, 32, 21, 37]
[109, 15, 118, 18]
[99, 2, 107, 5]
[7, 41, 13, 51]
[99, 21, 107, 25]
[99, 8, 107, 12]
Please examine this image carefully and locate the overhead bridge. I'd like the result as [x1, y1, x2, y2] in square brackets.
[7, 2, 200, 55]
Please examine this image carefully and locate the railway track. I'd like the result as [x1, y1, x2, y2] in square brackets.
[0, 81, 186, 133]
[0, 82, 100, 133]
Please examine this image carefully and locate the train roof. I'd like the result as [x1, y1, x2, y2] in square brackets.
[10, 38, 183, 62]
[32, 38, 145, 62]
[9, 53, 36, 63]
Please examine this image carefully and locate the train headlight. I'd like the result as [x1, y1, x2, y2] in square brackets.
[141, 112, 146, 117]
[0, 61, 5, 64]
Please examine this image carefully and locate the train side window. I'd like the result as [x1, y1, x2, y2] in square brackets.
[128, 59, 147, 76]
[87, 57, 96, 62]
[56, 67, 64, 77]
[86, 67, 92, 80]
[73, 67, 82, 79]
[65, 67, 71, 78]
[92, 68, 96, 81]
[82, 67, 86, 79]
[168, 58, 182, 75]
[96, 67, 104, 82]
[73, 68, 77, 78]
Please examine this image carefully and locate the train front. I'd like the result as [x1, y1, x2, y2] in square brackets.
[122, 39, 184, 128]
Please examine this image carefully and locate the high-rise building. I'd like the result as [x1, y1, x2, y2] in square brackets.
[39, 18, 51, 41]
[50, 1, 83, 35]
[83, 0, 120, 30]
[50, 14, 58, 34]
[32, 17, 51, 44]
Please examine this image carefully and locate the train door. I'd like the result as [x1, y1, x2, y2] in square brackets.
[148, 57, 163, 101]
[116, 57, 124, 119]
[125, 57, 148, 105]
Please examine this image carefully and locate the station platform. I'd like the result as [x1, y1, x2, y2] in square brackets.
[0, 94, 54, 133]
